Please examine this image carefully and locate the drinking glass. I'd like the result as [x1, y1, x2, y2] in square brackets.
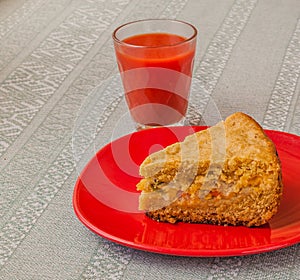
[112, 19, 197, 130]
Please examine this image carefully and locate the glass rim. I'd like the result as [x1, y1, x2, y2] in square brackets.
[112, 19, 197, 49]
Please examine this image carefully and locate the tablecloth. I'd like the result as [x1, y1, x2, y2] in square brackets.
[0, 0, 299, 279]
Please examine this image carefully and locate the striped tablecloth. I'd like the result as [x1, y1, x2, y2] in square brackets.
[0, 0, 299, 279]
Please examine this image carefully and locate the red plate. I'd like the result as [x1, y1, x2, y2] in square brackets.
[73, 126, 300, 257]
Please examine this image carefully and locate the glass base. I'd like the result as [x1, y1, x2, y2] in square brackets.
[135, 117, 186, 131]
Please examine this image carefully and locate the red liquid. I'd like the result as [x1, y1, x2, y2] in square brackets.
[114, 33, 196, 126]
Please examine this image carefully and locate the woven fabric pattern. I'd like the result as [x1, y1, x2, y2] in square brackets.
[0, 0, 299, 279]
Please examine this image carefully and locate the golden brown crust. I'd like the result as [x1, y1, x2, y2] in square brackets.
[137, 112, 283, 227]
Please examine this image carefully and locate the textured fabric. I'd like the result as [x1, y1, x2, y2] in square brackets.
[0, 0, 299, 279]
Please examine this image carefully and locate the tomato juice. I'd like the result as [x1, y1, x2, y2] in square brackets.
[114, 32, 196, 126]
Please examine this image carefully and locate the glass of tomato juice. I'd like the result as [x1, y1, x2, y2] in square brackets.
[112, 19, 197, 130]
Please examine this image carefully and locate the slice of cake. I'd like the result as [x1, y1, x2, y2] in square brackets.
[137, 112, 283, 227]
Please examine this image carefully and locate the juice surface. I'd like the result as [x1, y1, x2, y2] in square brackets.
[114, 32, 196, 125]
[123, 33, 186, 47]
